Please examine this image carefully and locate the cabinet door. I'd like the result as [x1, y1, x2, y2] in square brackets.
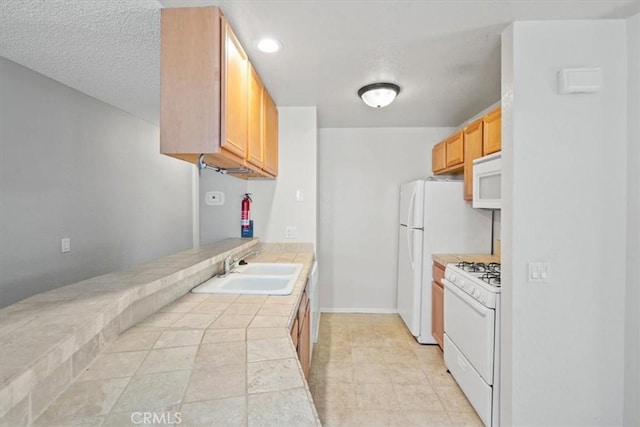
[247, 64, 264, 169]
[299, 303, 311, 379]
[432, 281, 444, 349]
[463, 119, 484, 201]
[483, 108, 501, 155]
[432, 142, 446, 173]
[291, 317, 299, 350]
[221, 18, 248, 159]
[263, 90, 278, 176]
[446, 132, 464, 167]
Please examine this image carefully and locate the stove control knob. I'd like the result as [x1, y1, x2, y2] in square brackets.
[473, 288, 481, 298]
[450, 274, 457, 283]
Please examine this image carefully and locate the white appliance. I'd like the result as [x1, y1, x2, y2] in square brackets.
[308, 261, 320, 358]
[397, 178, 492, 344]
[443, 262, 501, 426]
[473, 152, 502, 209]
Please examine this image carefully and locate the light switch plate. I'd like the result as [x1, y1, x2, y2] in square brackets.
[528, 262, 551, 283]
[285, 226, 297, 239]
[61, 238, 71, 253]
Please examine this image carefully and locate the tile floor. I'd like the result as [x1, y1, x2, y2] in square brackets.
[309, 313, 483, 427]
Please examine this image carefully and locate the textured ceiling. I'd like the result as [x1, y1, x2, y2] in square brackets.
[1, 0, 638, 127]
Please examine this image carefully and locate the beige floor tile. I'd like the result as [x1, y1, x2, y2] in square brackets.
[102, 407, 180, 427]
[389, 410, 453, 427]
[111, 370, 190, 413]
[104, 330, 161, 353]
[433, 385, 475, 413]
[353, 362, 390, 384]
[183, 363, 245, 402]
[78, 350, 147, 381]
[35, 378, 129, 423]
[180, 397, 246, 427]
[351, 346, 386, 364]
[247, 358, 304, 394]
[201, 328, 246, 343]
[381, 346, 419, 364]
[386, 361, 429, 385]
[355, 383, 398, 410]
[423, 363, 458, 387]
[247, 388, 315, 426]
[314, 361, 354, 383]
[136, 346, 198, 375]
[414, 345, 446, 365]
[311, 313, 483, 427]
[153, 329, 204, 349]
[393, 383, 445, 412]
[447, 411, 484, 426]
[35, 415, 105, 426]
[247, 337, 293, 362]
[195, 341, 246, 366]
[310, 379, 358, 409]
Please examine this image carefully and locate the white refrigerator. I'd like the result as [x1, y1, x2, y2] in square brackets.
[397, 178, 493, 344]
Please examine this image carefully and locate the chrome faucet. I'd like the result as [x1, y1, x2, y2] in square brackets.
[220, 249, 260, 277]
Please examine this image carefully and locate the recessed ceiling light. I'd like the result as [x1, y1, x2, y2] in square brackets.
[257, 38, 282, 53]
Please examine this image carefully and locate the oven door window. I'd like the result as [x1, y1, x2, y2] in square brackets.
[444, 280, 496, 384]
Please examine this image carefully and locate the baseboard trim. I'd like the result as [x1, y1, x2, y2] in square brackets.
[319, 307, 398, 314]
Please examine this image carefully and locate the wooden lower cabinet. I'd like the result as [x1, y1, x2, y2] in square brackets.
[432, 262, 445, 349]
[291, 281, 311, 379]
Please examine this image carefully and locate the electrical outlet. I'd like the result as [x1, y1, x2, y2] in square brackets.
[285, 226, 297, 239]
[528, 262, 551, 283]
[61, 238, 71, 253]
[205, 191, 225, 206]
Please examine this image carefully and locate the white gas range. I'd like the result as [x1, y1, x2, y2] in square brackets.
[443, 261, 501, 427]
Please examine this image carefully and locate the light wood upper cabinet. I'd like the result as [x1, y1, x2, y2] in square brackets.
[221, 19, 248, 159]
[247, 64, 264, 169]
[263, 91, 279, 176]
[432, 132, 464, 174]
[446, 131, 464, 167]
[432, 142, 447, 173]
[463, 119, 484, 201]
[483, 108, 501, 155]
[160, 7, 277, 179]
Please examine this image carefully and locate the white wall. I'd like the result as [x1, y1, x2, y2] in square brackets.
[317, 127, 453, 312]
[0, 57, 194, 307]
[501, 21, 627, 425]
[248, 107, 317, 245]
[624, 12, 640, 427]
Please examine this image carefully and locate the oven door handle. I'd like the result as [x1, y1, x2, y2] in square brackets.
[443, 279, 493, 316]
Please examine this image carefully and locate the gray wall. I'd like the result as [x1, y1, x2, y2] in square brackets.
[0, 57, 194, 307]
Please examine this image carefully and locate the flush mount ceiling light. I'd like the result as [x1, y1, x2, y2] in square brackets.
[257, 38, 282, 53]
[357, 83, 401, 108]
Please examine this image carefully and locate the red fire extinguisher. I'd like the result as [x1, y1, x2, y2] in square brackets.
[241, 193, 253, 238]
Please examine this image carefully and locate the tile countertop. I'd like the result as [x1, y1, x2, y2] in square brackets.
[0, 239, 320, 427]
[432, 253, 500, 267]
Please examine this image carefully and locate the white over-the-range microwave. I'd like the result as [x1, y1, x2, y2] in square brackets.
[472, 152, 501, 209]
